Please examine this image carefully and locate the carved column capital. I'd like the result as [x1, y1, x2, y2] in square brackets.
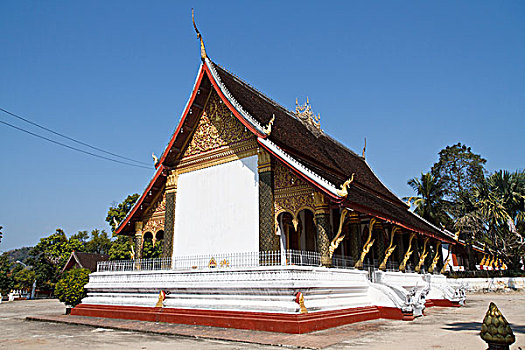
[257, 148, 272, 173]
[135, 221, 143, 233]
[166, 171, 178, 193]
[349, 211, 360, 224]
[313, 192, 329, 214]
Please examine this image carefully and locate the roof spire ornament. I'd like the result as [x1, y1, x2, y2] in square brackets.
[192, 9, 207, 60]
[295, 97, 321, 134]
[362, 137, 366, 159]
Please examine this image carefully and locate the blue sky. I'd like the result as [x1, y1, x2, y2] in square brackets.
[1, 1, 524, 251]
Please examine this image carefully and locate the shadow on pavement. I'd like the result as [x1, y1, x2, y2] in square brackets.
[443, 322, 525, 335]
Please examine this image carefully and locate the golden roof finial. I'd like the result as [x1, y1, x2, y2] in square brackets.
[362, 137, 367, 159]
[192, 9, 207, 60]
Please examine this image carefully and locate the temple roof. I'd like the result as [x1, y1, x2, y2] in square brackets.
[62, 251, 109, 273]
[115, 56, 455, 243]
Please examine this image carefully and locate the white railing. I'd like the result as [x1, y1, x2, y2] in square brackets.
[97, 250, 321, 272]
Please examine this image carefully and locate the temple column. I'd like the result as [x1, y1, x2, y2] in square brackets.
[163, 171, 178, 259]
[349, 212, 360, 263]
[374, 223, 385, 268]
[396, 232, 405, 265]
[258, 149, 279, 251]
[314, 192, 331, 266]
[411, 236, 420, 268]
[134, 221, 143, 259]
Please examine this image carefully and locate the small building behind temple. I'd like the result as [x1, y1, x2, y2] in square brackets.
[62, 252, 109, 273]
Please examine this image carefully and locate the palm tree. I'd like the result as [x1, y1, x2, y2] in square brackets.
[405, 172, 451, 228]
[456, 170, 525, 270]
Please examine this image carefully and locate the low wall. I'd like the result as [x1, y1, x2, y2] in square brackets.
[448, 277, 525, 291]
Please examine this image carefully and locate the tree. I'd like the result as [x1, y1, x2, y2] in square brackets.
[106, 193, 139, 233]
[85, 229, 112, 255]
[0, 253, 14, 295]
[142, 239, 162, 259]
[105, 194, 139, 260]
[405, 172, 452, 228]
[26, 229, 84, 291]
[14, 268, 36, 293]
[431, 143, 487, 217]
[108, 236, 132, 260]
[55, 268, 90, 307]
[456, 170, 525, 270]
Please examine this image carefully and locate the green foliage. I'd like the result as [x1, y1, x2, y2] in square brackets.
[55, 268, 90, 307]
[431, 142, 486, 216]
[85, 229, 112, 255]
[142, 239, 163, 259]
[456, 170, 525, 270]
[405, 172, 452, 228]
[26, 229, 85, 291]
[0, 253, 14, 295]
[106, 193, 139, 234]
[14, 268, 36, 292]
[108, 235, 132, 260]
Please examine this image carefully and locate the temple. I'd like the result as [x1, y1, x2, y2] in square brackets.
[72, 28, 467, 333]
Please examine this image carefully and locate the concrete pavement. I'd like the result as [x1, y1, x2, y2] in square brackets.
[0, 292, 523, 349]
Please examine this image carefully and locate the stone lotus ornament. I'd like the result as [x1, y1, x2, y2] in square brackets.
[480, 302, 515, 350]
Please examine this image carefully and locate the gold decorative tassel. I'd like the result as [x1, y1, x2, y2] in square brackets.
[415, 237, 429, 273]
[399, 233, 416, 272]
[379, 227, 400, 271]
[355, 218, 377, 269]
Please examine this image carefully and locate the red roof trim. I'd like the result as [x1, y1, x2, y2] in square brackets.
[157, 64, 206, 166]
[115, 165, 165, 235]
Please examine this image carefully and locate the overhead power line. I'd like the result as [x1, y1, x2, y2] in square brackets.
[0, 107, 151, 167]
[0, 119, 152, 170]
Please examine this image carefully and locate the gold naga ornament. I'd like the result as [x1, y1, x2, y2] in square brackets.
[440, 244, 452, 274]
[192, 9, 207, 60]
[335, 173, 355, 198]
[428, 241, 442, 273]
[355, 218, 377, 269]
[415, 237, 430, 273]
[329, 209, 349, 258]
[399, 232, 416, 272]
[379, 226, 401, 271]
[262, 114, 275, 135]
[480, 255, 487, 268]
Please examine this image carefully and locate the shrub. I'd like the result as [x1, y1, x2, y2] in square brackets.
[55, 268, 90, 307]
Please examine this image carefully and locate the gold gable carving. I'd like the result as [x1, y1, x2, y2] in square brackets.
[182, 93, 253, 158]
[142, 192, 166, 235]
[273, 162, 316, 222]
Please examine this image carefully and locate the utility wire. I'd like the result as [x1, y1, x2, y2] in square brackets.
[0, 119, 152, 170]
[0, 107, 151, 166]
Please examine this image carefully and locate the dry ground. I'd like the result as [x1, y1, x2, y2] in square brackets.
[0, 292, 523, 349]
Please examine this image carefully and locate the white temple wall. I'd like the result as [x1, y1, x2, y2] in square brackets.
[173, 155, 259, 257]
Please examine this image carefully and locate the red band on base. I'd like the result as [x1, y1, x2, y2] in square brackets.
[72, 304, 414, 334]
